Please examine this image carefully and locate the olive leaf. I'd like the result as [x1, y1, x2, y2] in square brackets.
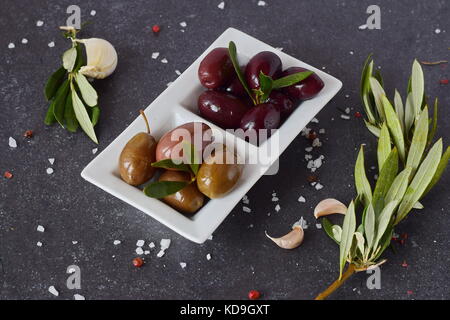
[89, 106, 100, 126]
[372, 227, 393, 261]
[228, 41, 256, 105]
[394, 89, 405, 133]
[404, 92, 415, 136]
[369, 77, 386, 122]
[395, 139, 443, 224]
[384, 167, 412, 204]
[321, 218, 340, 245]
[339, 201, 356, 279]
[406, 106, 429, 175]
[364, 203, 376, 250]
[354, 146, 372, 206]
[428, 98, 438, 146]
[373, 200, 399, 250]
[71, 84, 98, 144]
[253, 72, 273, 104]
[354, 232, 365, 256]
[63, 93, 78, 132]
[73, 44, 85, 72]
[62, 47, 78, 72]
[143, 181, 189, 198]
[411, 59, 424, 115]
[382, 95, 406, 162]
[422, 146, 450, 197]
[52, 79, 70, 127]
[182, 141, 201, 175]
[44, 66, 67, 101]
[44, 100, 57, 125]
[377, 123, 391, 171]
[360, 55, 377, 124]
[372, 148, 398, 215]
[151, 159, 192, 173]
[364, 120, 381, 138]
[272, 71, 313, 89]
[75, 72, 98, 107]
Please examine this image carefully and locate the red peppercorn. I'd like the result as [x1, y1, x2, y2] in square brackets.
[248, 290, 260, 300]
[354, 112, 362, 118]
[307, 131, 317, 140]
[152, 25, 161, 33]
[307, 174, 318, 183]
[401, 233, 408, 240]
[407, 290, 414, 295]
[132, 257, 144, 268]
[23, 130, 33, 138]
[401, 261, 408, 268]
[4, 171, 13, 179]
[439, 79, 449, 85]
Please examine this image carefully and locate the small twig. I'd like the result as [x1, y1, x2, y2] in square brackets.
[315, 264, 356, 300]
[419, 60, 448, 66]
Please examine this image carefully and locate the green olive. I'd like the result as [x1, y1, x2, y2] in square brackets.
[159, 170, 204, 214]
[119, 111, 157, 186]
[197, 147, 243, 199]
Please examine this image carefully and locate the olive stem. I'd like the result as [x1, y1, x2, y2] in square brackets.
[314, 264, 356, 300]
[139, 109, 151, 134]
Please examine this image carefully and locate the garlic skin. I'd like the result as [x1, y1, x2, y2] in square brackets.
[265, 225, 304, 249]
[78, 38, 118, 79]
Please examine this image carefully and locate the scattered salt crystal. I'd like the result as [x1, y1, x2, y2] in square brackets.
[313, 156, 323, 169]
[358, 24, 368, 30]
[9, 137, 17, 148]
[298, 196, 306, 203]
[48, 158, 55, 165]
[37, 225, 45, 232]
[113, 240, 121, 245]
[161, 58, 168, 64]
[435, 28, 441, 34]
[316, 223, 322, 229]
[305, 154, 313, 161]
[72, 241, 78, 245]
[345, 107, 350, 114]
[90, 10, 96, 16]
[275, 47, 283, 51]
[257, 0, 266, 6]
[48, 286, 59, 296]
[311, 118, 319, 123]
[208, 235, 213, 240]
[149, 242, 155, 248]
[249, 224, 254, 228]
[157, 250, 165, 258]
[8, 43, 15, 49]
[151, 52, 160, 59]
[305, 147, 313, 152]
[218, 1, 225, 9]
[136, 240, 145, 247]
[345, 94, 350, 98]
[179, 21, 187, 28]
[242, 195, 249, 204]
[160, 238, 171, 250]
[74, 294, 85, 300]
[144, 250, 150, 255]
[46, 168, 54, 175]
[92, 148, 98, 154]
[275, 204, 281, 212]
[293, 216, 308, 229]
[243, 206, 251, 213]
[166, 82, 173, 87]
[37, 241, 43, 247]
[315, 183, 324, 190]
[36, 20, 44, 27]
[135, 247, 144, 255]
[175, 69, 181, 75]
[271, 197, 279, 202]
[206, 253, 211, 260]
[21, 38, 28, 44]
[312, 138, 322, 147]
[48, 41, 55, 48]
[340, 114, 350, 120]
[180, 262, 187, 269]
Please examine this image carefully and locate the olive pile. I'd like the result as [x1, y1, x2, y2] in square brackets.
[119, 113, 242, 215]
[197, 45, 324, 133]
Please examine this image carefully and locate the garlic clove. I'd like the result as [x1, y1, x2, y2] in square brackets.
[265, 225, 304, 249]
[314, 198, 347, 219]
[78, 38, 118, 79]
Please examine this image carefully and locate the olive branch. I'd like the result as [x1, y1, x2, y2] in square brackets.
[315, 57, 450, 300]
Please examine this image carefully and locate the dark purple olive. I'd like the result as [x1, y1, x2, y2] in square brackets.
[225, 74, 246, 97]
[245, 51, 282, 89]
[198, 48, 234, 89]
[198, 91, 249, 129]
[240, 103, 280, 132]
[268, 91, 295, 119]
[281, 67, 324, 100]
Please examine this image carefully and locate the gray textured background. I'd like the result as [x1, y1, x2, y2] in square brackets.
[1, 0, 449, 300]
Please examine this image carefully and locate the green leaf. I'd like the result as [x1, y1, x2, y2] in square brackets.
[143, 181, 189, 198]
[272, 71, 313, 89]
[354, 231, 365, 256]
[44, 66, 67, 101]
[394, 89, 405, 133]
[228, 41, 255, 105]
[339, 201, 356, 279]
[75, 72, 98, 107]
[151, 159, 191, 173]
[372, 227, 393, 261]
[377, 123, 391, 170]
[385, 167, 412, 204]
[256, 72, 273, 103]
[395, 139, 443, 224]
[373, 148, 398, 214]
[364, 120, 381, 137]
[428, 98, 438, 146]
[44, 102, 56, 125]
[332, 225, 343, 243]
[73, 44, 85, 72]
[413, 201, 424, 209]
[382, 95, 406, 162]
[411, 59, 424, 115]
[90, 106, 100, 126]
[355, 146, 372, 206]
[321, 218, 340, 245]
[422, 146, 450, 197]
[71, 85, 98, 144]
[62, 47, 77, 72]
[52, 79, 70, 127]
[404, 92, 415, 136]
[369, 77, 386, 121]
[406, 106, 429, 175]
[364, 203, 376, 250]
[360, 55, 377, 124]
[374, 200, 399, 249]
[63, 93, 78, 132]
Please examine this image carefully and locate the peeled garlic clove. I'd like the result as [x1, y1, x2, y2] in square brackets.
[314, 198, 347, 219]
[265, 225, 304, 249]
[78, 38, 118, 79]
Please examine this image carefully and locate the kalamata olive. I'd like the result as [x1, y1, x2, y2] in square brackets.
[159, 170, 204, 214]
[119, 111, 157, 186]
[245, 51, 282, 89]
[198, 48, 234, 89]
[198, 91, 249, 129]
[281, 67, 324, 100]
[268, 91, 295, 119]
[240, 103, 281, 132]
[224, 74, 246, 97]
[156, 122, 212, 163]
[197, 146, 243, 199]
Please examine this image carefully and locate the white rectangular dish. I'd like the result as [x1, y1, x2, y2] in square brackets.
[81, 27, 342, 243]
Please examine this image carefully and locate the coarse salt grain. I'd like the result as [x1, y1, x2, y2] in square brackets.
[48, 41, 55, 48]
[180, 262, 187, 269]
[242, 195, 249, 204]
[257, 0, 266, 6]
[135, 247, 144, 255]
[72, 241, 78, 245]
[312, 138, 322, 147]
[48, 286, 59, 296]
[36, 20, 44, 27]
[21, 38, 28, 44]
[46, 168, 54, 175]
[92, 148, 98, 154]
[37, 225, 45, 232]
[37, 241, 43, 247]
[206, 253, 211, 260]
[311, 118, 319, 123]
[208, 235, 213, 240]
[9, 137, 17, 148]
[74, 294, 85, 300]
[298, 196, 306, 203]
[305, 147, 313, 152]
[149, 242, 155, 248]
[435, 28, 441, 34]
[243, 206, 251, 213]
[8, 43, 15, 49]
[113, 240, 121, 245]
[175, 69, 181, 75]
[90, 10, 96, 16]
[345, 107, 350, 114]
[294, 216, 308, 229]
[179, 21, 187, 28]
[271, 197, 279, 202]
[316, 223, 322, 229]
[341, 114, 350, 120]
[157, 250, 165, 258]
[160, 238, 171, 250]
[315, 183, 324, 190]
[151, 52, 160, 59]
[48, 158, 55, 165]
[136, 240, 145, 247]
[144, 250, 150, 255]
[218, 1, 225, 9]
[275, 204, 281, 212]
[161, 58, 168, 64]
[358, 24, 368, 30]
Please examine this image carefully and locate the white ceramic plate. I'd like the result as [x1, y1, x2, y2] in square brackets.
[81, 27, 342, 243]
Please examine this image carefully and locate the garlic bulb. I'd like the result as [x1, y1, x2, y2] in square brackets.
[78, 38, 118, 79]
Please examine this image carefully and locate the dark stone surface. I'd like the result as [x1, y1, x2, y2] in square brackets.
[0, 0, 449, 300]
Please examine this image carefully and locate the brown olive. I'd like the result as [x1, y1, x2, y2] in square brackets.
[196, 146, 243, 199]
[119, 111, 157, 186]
[159, 170, 204, 214]
[198, 48, 234, 89]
